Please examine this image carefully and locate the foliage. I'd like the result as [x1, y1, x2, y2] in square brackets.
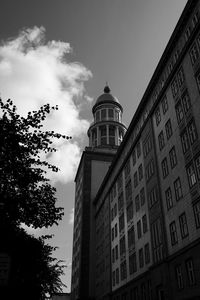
[1, 226, 66, 300]
[0, 98, 70, 298]
[0, 98, 71, 228]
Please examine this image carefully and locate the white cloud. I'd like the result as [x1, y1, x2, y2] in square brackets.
[68, 208, 74, 225]
[0, 26, 92, 183]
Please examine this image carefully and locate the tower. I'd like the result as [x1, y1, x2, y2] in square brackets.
[71, 86, 126, 300]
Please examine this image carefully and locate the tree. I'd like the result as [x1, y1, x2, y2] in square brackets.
[0, 98, 70, 299]
[0, 98, 71, 228]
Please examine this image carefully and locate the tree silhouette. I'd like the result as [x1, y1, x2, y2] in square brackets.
[0, 98, 71, 299]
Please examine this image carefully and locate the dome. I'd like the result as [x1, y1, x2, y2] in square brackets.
[92, 85, 123, 113]
[95, 85, 119, 105]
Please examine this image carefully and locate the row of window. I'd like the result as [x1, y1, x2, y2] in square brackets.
[155, 95, 169, 126]
[186, 155, 200, 188]
[112, 280, 153, 300]
[180, 119, 198, 154]
[161, 146, 178, 179]
[169, 212, 189, 245]
[175, 89, 191, 124]
[95, 107, 121, 123]
[175, 258, 196, 289]
[190, 31, 200, 66]
[112, 243, 151, 286]
[171, 67, 185, 99]
[158, 119, 173, 151]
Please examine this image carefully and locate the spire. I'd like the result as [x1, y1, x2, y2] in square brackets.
[104, 83, 110, 94]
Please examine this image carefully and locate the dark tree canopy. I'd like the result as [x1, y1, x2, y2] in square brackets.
[0, 98, 70, 299]
[0, 98, 71, 228]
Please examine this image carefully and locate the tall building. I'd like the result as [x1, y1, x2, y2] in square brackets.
[71, 86, 127, 300]
[71, 0, 200, 299]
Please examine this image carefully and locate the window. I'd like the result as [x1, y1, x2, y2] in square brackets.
[182, 91, 191, 114]
[195, 155, 200, 179]
[196, 72, 200, 91]
[100, 126, 107, 145]
[188, 120, 198, 145]
[176, 101, 184, 124]
[112, 227, 114, 241]
[177, 67, 185, 87]
[120, 260, 127, 280]
[119, 213, 125, 232]
[143, 136, 152, 158]
[127, 201, 133, 223]
[152, 219, 163, 262]
[116, 268, 119, 284]
[118, 192, 124, 211]
[174, 177, 183, 201]
[140, 187, 145, 206]
[158, 131, 165, 151]
[161, 157, 169, 179]
[135, 194, 140, 212]
[112, 248, 115, 263]
[134, 171, 138, 187]
[115, 245, 119, 260]
[192, 11, 199, 27]
[190, 42, 199, 65]
[132, 149, 136, 166]
[187, 164, 197, 187]
[142, 214, 148, 233]
[138, 164, 143, 181]
[115, 223, 118, 237]
[120, 236, 126, 256]
[171, 77, 178, 98]
[129, 252, 137, 275]
[161, 96, 168, 114]
[170, 221, 178, 245]
[141, 283, 146, 300]
[193, 200, 200, 229]
[112, 270, 115, 286]
[137, 220, 142, 239]
[165, 119, 173, 140]
[139, 248, 144, 268]
[109, 126, 115, 145]
[101, 109, 106, 120]
[155, 107, 161, 126]
[125, 180, 132, 203]
[165, 187, 173, 210]
[186, 259, 196, 286]
[114, 203, 117, 217]
[169, 146, 177, 169]
[185, 26, 191, 42]
[175, 265, 184, 289]
[117, 174, 123, 192]
[128, 226, 135, 248]
[124, 160, 130, 179]
[179, 212, 189, 238]
[108, 108, 114, 119]
[144, 243, 150, 264]
[137, 141, 141, 158]
[181, 130, 190, 153]
[148, 187, 157, 208]
[146, 159, 154, 181]
[96, 111, 100, 122]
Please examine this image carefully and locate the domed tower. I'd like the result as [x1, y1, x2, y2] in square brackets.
[87, 85, 127, 151]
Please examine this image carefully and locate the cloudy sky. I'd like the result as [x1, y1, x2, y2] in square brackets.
[0, 0, 188, 292]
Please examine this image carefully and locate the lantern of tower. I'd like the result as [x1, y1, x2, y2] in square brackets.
[87, 85, 127, 150]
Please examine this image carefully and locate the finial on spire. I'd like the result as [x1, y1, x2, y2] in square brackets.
[104, 82, 110, 93]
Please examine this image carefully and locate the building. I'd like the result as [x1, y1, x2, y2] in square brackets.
[71, 86, 127, 300]
[71, 0, 200, 299]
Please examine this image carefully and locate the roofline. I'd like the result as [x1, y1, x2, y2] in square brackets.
[93, 0, 195, 204]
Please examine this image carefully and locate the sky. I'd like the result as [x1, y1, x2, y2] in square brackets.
[0, 0, 188, 292]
